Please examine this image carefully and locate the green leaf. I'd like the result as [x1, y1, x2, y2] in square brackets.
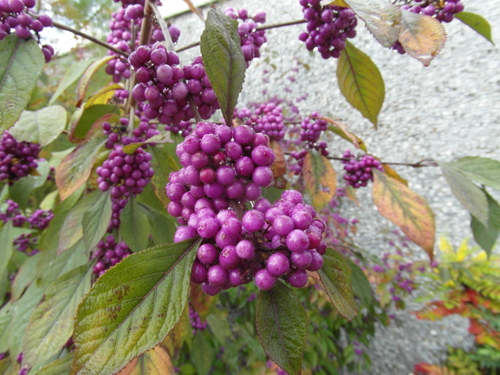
[119, 197, 151, 252]
[148, 144, 180, 206]
[206, 310, 232, 345]
[191, 332, 214, 375]
[455, 12, 494, 45]
[440, 162, 488, 226]
[71, 238, 202, 375]
[398, 9, 447, 67]
[55, 135, 107, 201]
[200, 6, 246, 125]
[0, 221, 14, 279]
[9, 105, 67, 146]
[11, 252, 40, 300]
[30, 352, 74, 375]
[37, 240, 88, 290]
[317, 248, 357, 320]
[372, 169, 436, 258]
[82, 190, 112, 253]
[0, 272, 7, 307]
[0, 355, 13, 374]
[49, 59, 93, 105]
[471, 192, 500, 257]
[59, 190, 105, 253]
[4, 283, 44, 357]
[22, 265, 92, 367]
[346, 259, 373, 306]
[343, 0, 401, 48]
[448, 156, 500, 190]
[160, 304, 190, 359]
[0, 302, 14, 352]
[9, 159, 51, 209]
[76, 55, 115, 107]
[69, 106, 119, 143]
[0, 35, 44, 131]
[302, 150, 336, 212]
[143, 204, 176, 247]
[337, 41, 384, 127]
[256, 281, 308, 375]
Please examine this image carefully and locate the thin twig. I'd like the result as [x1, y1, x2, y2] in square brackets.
[176, 40, 201, 53]
[49, 20, 129, 57]
[284, 151, 438, 168]
[256, 18, 307, 31]
[175, 19, 307, 53]
[325, 156, 438, 168]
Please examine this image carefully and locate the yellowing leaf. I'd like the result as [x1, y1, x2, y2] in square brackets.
[85, 84, 122, 107]
[327, 1, 349, 7]
[337, 41, 385, 127]
[372, 169, 435, 259]
[117, 346, 175, 375]
[398, 10, 446, 66]
[343, 0, 401, 48]
[76, 55, 115, 107]
[302, 150, 336, 212]
[324, 119, 367, 151]
[182, 0, 204, 21]
[270, 140, 287, 178]
[382, 164, 408, 186]
[55, 135, 107, 201]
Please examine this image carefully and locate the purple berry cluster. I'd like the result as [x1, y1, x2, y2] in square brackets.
[298, 0, 357, 59]
[235, 101, 285, 141]
[105, 0, 180, 84]
[91, 235, 131, 276]
[224, 8, 267, 66]
[392, 0, 464, 54]
[13, 233, 36, 253]
[167, 123, 274, 226]
[26, 209, 54, 230]
[97, 146, 154, 230]
[0, 199, 26, 225]
[165, 127, 327, 294]
[299, 112, 328, 151]
[342, 150, 384, 188]
[0, 0, 54, 61]
[105, 6, 138, 82]
[0, 200, 53, 254]
[188, 305, 207, 334]
[182, 56, 219, 122]
[290, 112, 329, 170]
[0, 131, 41, 185]
[130, 44, 195, 126]
[0, 200, 54, 229]
[185, 191, 326, 294]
